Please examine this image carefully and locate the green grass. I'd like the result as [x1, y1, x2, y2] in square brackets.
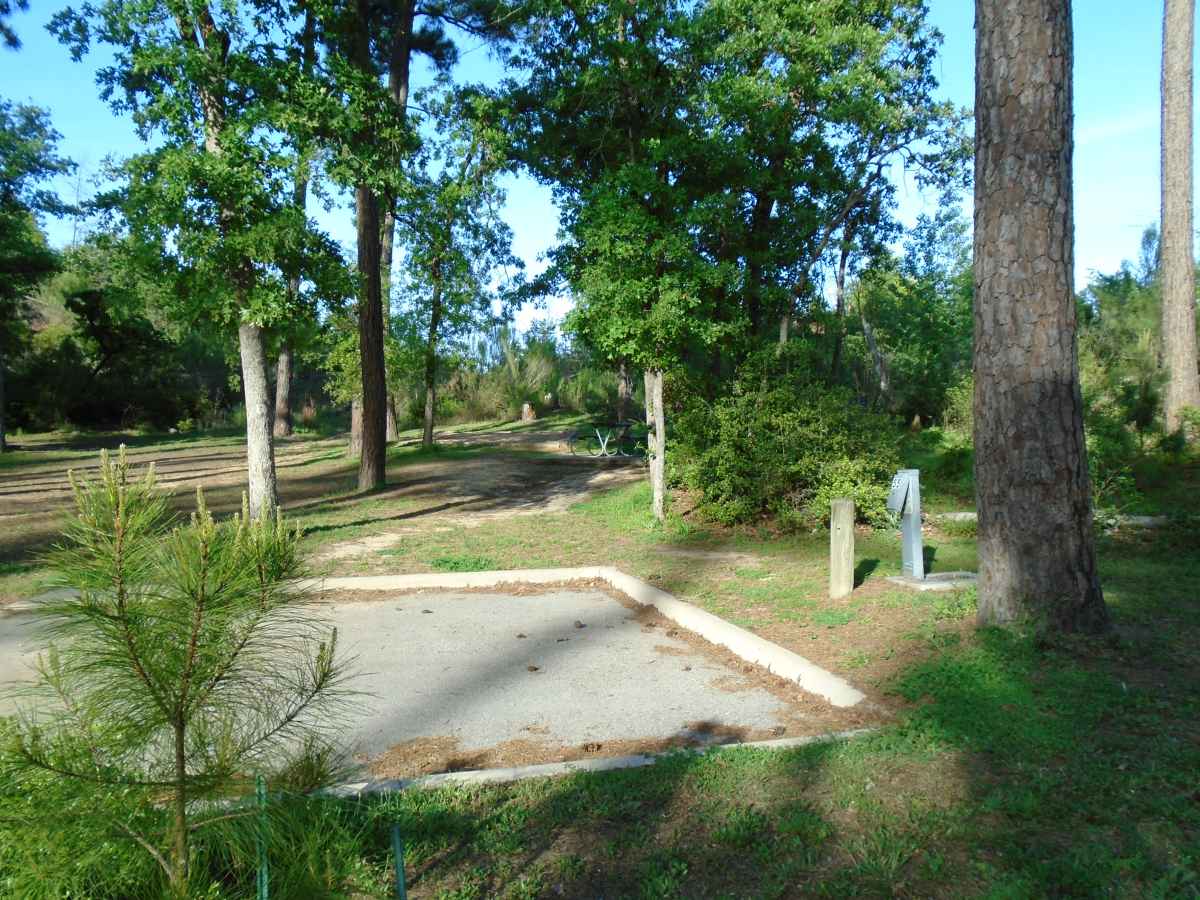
[429, 553, 499, 572]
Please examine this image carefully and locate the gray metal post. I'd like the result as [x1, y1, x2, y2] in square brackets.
[886, 469, 924, 580]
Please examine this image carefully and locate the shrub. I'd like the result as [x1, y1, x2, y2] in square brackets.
[1085, 412, 1142, 511]
[942, 373, 973, 436]
[677, 379, 901, 529]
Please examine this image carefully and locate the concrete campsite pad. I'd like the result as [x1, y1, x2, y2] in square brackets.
[308, 568, 868, 782]
[0, 569, 869, 785]
[333, 587, 797, 770]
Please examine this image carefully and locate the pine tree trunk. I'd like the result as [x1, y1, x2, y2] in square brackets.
[645, 369, 666, 522]
[973, 0, 1108, 633]
[238, 323, 278, 520]
[355, 183, 387, 491]
[273, 342, 293, 438]
[617, 359, 632, 421]
[170, 720, 189, 896]
[1161, 0, 1200, 432]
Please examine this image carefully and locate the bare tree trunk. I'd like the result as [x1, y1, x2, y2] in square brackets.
[778, 313, 790, 346]
[349, 398, 363, 457]
[645, 369, 666, 522]
[423, 274, 443, 449]
[238, 323, 278, 520]
[355, 183, 387, 491]
[617, 359, 632, 420]
[859, 306, 892, 408]
[171, 6, 278, 521]
[386, 399, 398, 442]
[273, 341, 293, 438]
[169, 721, 188, 895]
[830, 238, 852, 378]
[422, 382, 437, 449]
[1162, 0, 1200, 432]
[973, 0, 1108, 633]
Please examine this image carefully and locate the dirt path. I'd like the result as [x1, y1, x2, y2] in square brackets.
[0, 430, 643, 572]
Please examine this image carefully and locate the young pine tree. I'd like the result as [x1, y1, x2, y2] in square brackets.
[0, 448, 354, 896]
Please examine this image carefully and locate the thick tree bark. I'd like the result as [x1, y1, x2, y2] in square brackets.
[973, 0, 1108, 632]
[1162, 0, 1200, 432]
[355, 184, 387, 490]
[238, 323, 278, 519]
[616, 359, 632, 420]
[273, 342, 293, 438]
[645, 369, 666, 522]
[423, 274, 443, 449]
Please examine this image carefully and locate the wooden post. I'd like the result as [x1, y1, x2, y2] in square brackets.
[830, 499, 855, 600]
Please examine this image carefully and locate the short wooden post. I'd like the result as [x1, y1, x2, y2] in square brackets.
[830, 499, 855, 600]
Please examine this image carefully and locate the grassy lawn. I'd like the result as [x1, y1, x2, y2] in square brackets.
[1, 434, 1197, 897]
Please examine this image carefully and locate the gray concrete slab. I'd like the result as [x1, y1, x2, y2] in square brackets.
[0, 586, 840, 774]
[0, 611, 42, 712]
[885, 572, 978, 592]
[329, 588, 795, 761]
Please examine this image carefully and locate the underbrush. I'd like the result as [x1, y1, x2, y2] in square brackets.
[676, 360, 900, 529]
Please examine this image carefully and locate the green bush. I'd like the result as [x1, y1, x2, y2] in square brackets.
[677, 378, 900, 529]
[942, 373, 973, 436]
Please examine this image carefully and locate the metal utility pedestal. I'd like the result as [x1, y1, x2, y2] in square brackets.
[887, 468, 924, 579]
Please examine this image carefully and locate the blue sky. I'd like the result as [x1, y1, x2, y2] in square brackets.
[0, 2, 1187, 328]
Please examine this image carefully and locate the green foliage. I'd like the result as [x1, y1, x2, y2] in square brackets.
[941, 372, 973, 437]
[0, 448, 353, 894]
[7, 235, 238, 432]
[677, 360, 900, 528]
[0, 100, 73, 430]
[844, 207, 974, 422]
